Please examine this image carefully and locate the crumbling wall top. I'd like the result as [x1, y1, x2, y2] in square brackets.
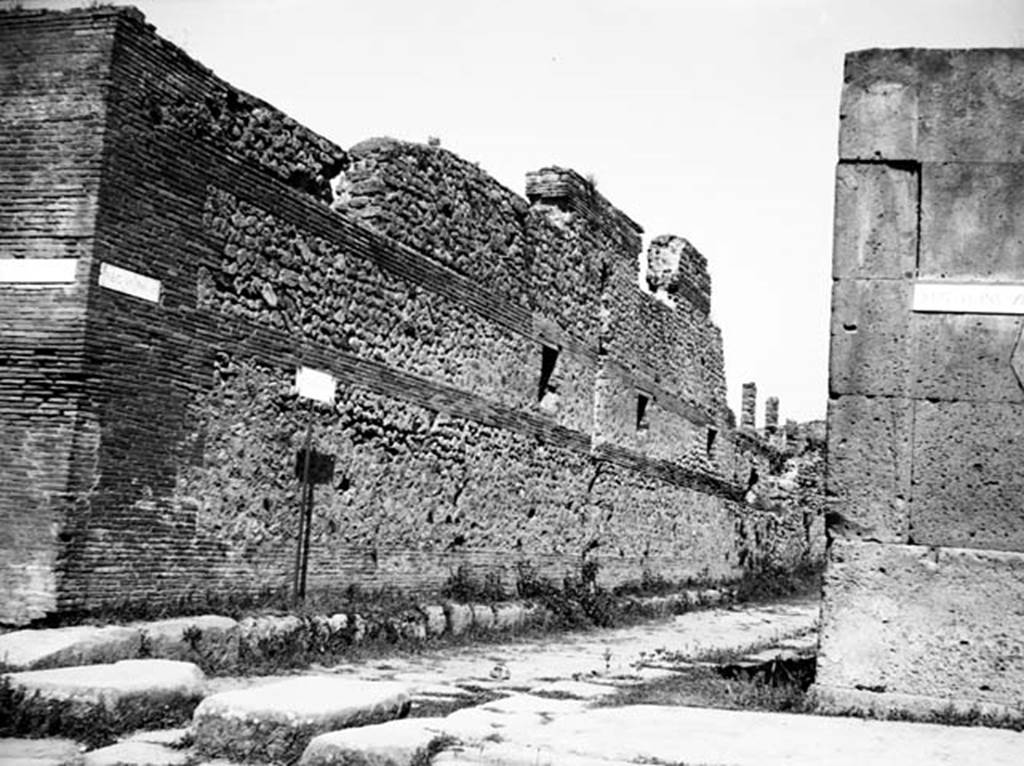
[644, 234, 711, 314]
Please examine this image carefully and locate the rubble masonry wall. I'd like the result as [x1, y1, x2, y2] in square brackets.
[0, 7, 816, 623]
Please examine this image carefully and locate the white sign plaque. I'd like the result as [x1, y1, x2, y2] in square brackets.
[0, 258, 78, 284]
[913, 281, 1024, 316]
[295, 367, 336, 404]
[98, 262, 161, 303]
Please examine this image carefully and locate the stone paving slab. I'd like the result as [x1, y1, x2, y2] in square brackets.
[319, 600, 819, 695]
[5, 659, 205, 711]
[299, 717, 449, 765]
[192, 677, 411, 764]
[0, 738, 84, 765]
[463, 704, 1024, 766]
[435, 742, 634, 766]
[82, 741, 189, 766]
[0, 625, 142, 671]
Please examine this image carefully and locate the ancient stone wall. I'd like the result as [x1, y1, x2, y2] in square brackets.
[0, 10, 115, 624]
[818, 48, 1024, 719]
[0, 6, 817, 624]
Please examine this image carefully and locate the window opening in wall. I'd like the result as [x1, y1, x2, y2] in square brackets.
[706, 427, 718, 456]
[538, 344, 559, 403]
[636, 392, 651, 432]
[747, 466, 760, 490]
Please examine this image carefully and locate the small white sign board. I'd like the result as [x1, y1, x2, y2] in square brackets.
[295, 366, 336, 404]
[98, 262, 161, 303]
[913, 281, 1024, 316]
[0, 258, 78, 284]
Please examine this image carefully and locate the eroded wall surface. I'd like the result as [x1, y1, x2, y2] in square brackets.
[1, 6, 818, 623]
[819, 48, 1024, 718]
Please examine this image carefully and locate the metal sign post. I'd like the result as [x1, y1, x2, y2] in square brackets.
[292, 366, 336, 605]
[293, 412, 314, 604]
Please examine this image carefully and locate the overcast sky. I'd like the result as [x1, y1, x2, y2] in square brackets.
[16, 0, 1024, 421]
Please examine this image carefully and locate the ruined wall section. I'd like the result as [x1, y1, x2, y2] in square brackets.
[0, 7, 815, 620]
[337, 144, 642, 349]
[0, 10, 115, 623]
[335, 145, 741, 491]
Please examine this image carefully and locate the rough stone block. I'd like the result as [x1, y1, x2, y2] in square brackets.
[916, 51, 1024, 163]
[830, 278, 912, 396]
[816, 540, 1024, 715]
[193, 677, 411, 764]
[419, 605, 446, 637]
[832, 162, 918, 279]
[919, 161, 1024, 280]
[443, 603, 472, 637]
[825, 395, 912, 543]
[140, 615, 239, 672]
[299, 717, 448, 766]
[492, 603, 525, 632]
[839, 52, 920, 161]
[910, 313, 1024, 402]
[4, 659, 204, 726]
[470, 604, 495, 632]
[393, 613, 427, 642]
[911, 400, 1024, 551]
[0, 624, 142, 671]
[238, 615, 305, 665]
[841, 49, 1024, 163]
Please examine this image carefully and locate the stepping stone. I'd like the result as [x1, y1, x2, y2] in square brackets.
[299, 717, 449, 765]
[192, 677, 411, 764]
[0, 738, 84, 765]
[121, 727, 192, 747]
[5, 659, 205, 731]
[138, 615, 239, 673]
[83, 741, 188, 766]
[0, 625, 142, 671]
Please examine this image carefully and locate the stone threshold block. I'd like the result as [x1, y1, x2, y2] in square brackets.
[816, 539, 1024, 720]
[4, 660, 205, 733]
[193, 677, 411, 764]
[0, 624, 142, 671]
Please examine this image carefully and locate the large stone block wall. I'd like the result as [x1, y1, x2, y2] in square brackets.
[818, 48, 1024, 718]
[0, 6, 817, 623]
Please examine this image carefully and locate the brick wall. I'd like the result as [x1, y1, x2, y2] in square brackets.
[0, 6, 818, 623]
[0, 10, 117, 624]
